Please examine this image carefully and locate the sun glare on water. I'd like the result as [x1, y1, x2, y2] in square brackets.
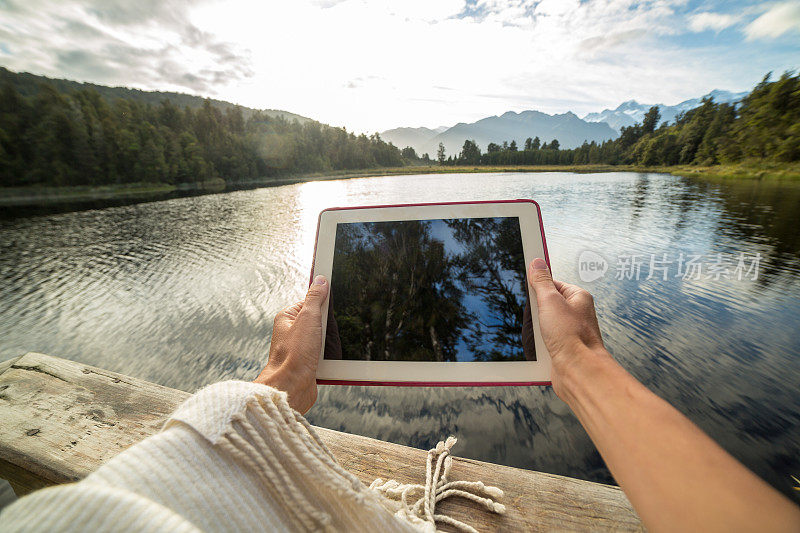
[294, 179, 352, 274]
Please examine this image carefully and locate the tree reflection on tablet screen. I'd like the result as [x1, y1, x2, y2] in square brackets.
[326, 217, 535, 362]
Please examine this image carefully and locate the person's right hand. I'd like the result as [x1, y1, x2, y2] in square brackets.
[527, 258, 610, 398]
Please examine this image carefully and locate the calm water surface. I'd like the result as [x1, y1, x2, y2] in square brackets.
[2, 172, 799, 499]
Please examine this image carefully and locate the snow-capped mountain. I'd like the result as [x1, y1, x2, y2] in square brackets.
[583, 90, 748, 132]
[381, 89, 747, 156]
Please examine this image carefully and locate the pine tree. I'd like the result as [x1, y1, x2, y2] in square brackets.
[437, 142, 446, 164]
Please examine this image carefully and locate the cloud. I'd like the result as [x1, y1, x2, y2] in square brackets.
[0, 0, 794, 132]
[0, 0, 252, 94]
[744, 2, 800, 40]
[55, 49, 119, 79]
[688, 12, 742, 33]
[343, 75, 383, 90]
[579, 29, 648, 54]
[86, 0, 195, 26]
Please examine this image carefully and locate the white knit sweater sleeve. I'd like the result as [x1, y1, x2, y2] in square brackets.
[0, 381, 417, 533]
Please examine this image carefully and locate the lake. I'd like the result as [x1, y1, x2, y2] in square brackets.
[1, 171, 799, 500]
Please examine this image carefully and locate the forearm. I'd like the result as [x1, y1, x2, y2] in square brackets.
[559, 349, 800, 532]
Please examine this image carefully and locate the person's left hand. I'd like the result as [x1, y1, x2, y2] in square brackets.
[255, 275, 329, 414]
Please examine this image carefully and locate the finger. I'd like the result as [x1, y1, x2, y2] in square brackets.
[282, 300, 304, 319]
[273, 301, 303, 334]
[528, 258, 561, 302]
[553, 279, 584, 299]
[299, 275, 329, 318]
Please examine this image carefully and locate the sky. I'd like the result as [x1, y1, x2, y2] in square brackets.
[0, 0, 798, 133]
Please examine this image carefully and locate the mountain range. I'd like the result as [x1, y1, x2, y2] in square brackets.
[381, 89, 747, 157]
[383, 111, 619, 158]
[375, 126, 448, 155]
[582, 89, 748, 131]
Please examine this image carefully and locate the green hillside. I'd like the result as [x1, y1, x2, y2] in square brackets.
[0, 68, 406, 189]
[0, 67, 310, 124]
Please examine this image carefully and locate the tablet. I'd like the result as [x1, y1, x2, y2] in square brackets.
[311, 200, 551, 386]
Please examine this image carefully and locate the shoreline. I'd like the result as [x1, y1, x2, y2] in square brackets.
[2, 163, 797, 216]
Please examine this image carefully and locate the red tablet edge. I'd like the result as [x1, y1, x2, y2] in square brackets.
[317, 380, 552, 387]
[309, 199, 552, 387]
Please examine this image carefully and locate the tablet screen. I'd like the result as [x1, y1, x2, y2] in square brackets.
[324, 216, 535, 362]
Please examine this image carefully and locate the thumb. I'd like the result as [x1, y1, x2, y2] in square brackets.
[528, 258, 559, 302]
[301, 275, 329, 315]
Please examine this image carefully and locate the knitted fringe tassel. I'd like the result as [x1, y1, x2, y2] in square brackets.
[369, 437, 505, 533]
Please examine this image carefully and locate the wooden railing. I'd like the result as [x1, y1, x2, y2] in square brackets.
[0, 353, 642, 531]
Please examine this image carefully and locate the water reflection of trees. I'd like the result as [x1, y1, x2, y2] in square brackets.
[328, 218, 534, 362]
[683, 177, 800, 288]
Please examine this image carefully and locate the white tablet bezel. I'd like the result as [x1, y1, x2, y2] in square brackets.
[311, 200, 551, 386]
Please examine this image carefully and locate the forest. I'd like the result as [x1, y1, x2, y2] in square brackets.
[0, 72, 406, 188]
[1, 69, 796, 189]
[327, 218, 535, 362]
[444, 71, 800, 168]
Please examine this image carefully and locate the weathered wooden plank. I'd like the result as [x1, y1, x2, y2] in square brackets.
[315, 428, 642, 531]
[0, 352, 188, 487]
[0, 353, 642, 531]
[0, 458, 51, 497]
[0, 355, 21, 378]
